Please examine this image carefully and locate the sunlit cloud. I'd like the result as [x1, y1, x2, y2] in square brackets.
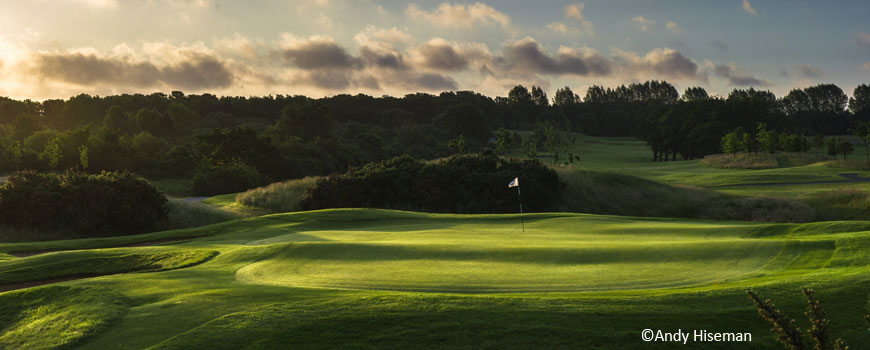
[666, 21, 680, 33]
[854, 32, 870, 48]
[632, 16, 655, 31]
[742, 0, 758, 16]
[564, 3, 585, 21]
[406, 2, 511, 30]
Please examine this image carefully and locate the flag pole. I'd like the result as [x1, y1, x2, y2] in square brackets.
[517, 185, 524, 232]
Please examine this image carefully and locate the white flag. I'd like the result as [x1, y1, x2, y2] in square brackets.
[508, 177, 519, 188]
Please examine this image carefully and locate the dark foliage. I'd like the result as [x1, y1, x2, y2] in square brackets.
[301, 154, 562, 214]
[0, 170, 168, 236]
[190, 163, 265, 196]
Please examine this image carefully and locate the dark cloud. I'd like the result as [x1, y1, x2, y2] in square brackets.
[404, 72, 458, 91]
[282, 40, 359, 69]
[714, 63, 767, 86]
[417, 42, 469, 71]
[501, 38, 612, 76]
[712, 40, 728, 51]
[33, 52, 233, 89]
[161, 54, 234, 90]
[359, 47, 408, 70]
[795, 64, 824, 79]
[299, 70, 353, 90]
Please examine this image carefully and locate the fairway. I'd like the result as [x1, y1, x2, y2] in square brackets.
[1, 209, 868, 349]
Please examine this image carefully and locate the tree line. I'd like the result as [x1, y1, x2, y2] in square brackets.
[0, 82, 868, 193]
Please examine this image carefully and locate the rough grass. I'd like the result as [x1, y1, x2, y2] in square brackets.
[0, 198, 240, 243]
[0, 286, 129, 350]
[557, 169, 815, 222]
[156, 198, 242, 231]
[0, 209, 860, 349]
[235, 176, 320, 213]
[701, 153, 828, 169]
[0, 249, 218, 285]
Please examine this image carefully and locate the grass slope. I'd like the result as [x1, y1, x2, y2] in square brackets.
[0, 209, 866, 349]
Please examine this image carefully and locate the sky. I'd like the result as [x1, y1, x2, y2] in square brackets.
[0, 0, 868, 101]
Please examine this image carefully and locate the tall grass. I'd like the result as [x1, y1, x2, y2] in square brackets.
[236, 177, 320, 213]
[701, 153, 828, 169]
[155, 198, 242, 231]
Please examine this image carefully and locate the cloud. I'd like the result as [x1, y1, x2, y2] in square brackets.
[353, 26, 413, 48]
[564, 3, 584, 21]
[632, 16, 655, 31]
[411, 38, 490, 72]
[712, 40, 729, 51]
[742, 0, 758, 16]
[416, 39, 470, 71]
[863, 62, 870, 72]
[713, 62, 767, 86]
[666, 21, 680, 33]
[500, 37, 612, 76]
[71, 0, 118, 8]
[795, 64, 824, 79]
[547, 22, 569, 34]
[359, 46, 408, 70]
[403, 72, 458, 90]
[616, 48, 704, 81]
[406, 2, 510, 30]
[854, 32, 870, 48]
[313, 13, 334, 30]
[30, 49, 233, 90]
[280, 35, 359, 69]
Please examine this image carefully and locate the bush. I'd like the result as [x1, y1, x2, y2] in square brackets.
[190, 163, 265, 196]
[0, 170, 168, 236]
[301, 154, 563, 214]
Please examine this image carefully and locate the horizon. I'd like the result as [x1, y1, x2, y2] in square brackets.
[0, 1, 868, 100]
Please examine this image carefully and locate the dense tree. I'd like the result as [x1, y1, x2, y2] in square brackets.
[530, 86, 548, 107]
[508, 85, 532, 106]
[682, 87, 709, 102]
[553, 86, 579, 106]
[495, 128, 512, 155]
[850, 84, 870, 118]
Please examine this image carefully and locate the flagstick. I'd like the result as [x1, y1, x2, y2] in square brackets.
[517, 185, 524, 232]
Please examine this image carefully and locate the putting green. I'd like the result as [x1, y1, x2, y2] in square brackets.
[234, 213, 827, 293]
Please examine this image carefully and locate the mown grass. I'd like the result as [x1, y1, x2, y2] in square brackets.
[0, 209, 865, 349]
[0, 286, 130, 350]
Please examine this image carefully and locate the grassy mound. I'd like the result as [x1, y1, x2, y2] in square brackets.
[701, 153, 828, 169]
[0, 286, 129, 349]
[0, 249, 217, 286]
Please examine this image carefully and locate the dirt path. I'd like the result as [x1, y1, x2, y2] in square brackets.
[711, 173, 870, 188]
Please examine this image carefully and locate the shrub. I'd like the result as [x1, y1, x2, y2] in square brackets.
[190, 163, 265, 196]
[0, 170, 168, 236]
[301, 154, 562, 214]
